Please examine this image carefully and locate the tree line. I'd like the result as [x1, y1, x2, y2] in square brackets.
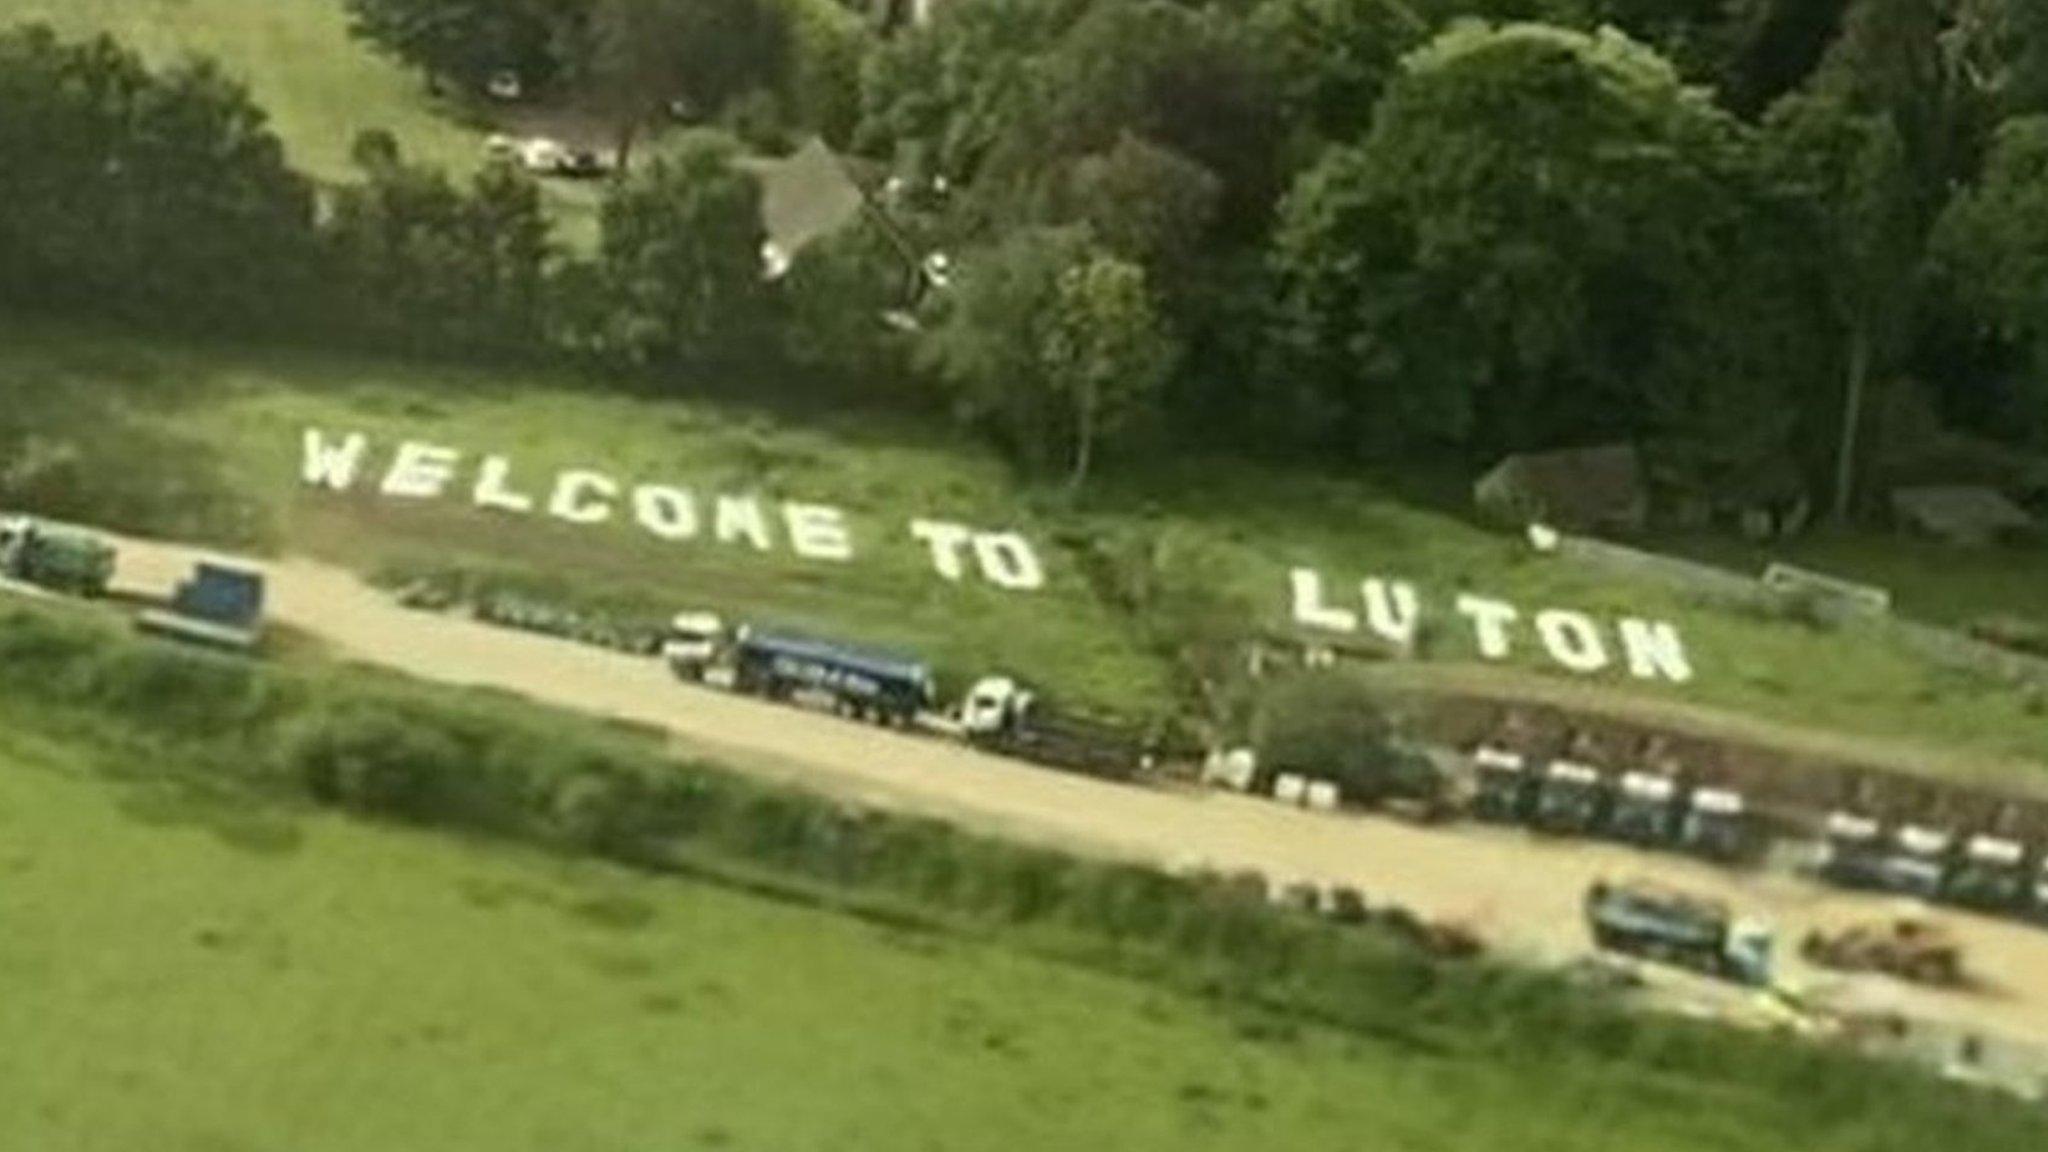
[4, 2, 2048, 516]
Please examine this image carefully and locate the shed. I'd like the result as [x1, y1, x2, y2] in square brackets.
[1474, 444, 1648, 534]
[1891, 485, 2036, 546]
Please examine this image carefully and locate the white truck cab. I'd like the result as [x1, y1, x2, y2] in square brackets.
[960, 675, 1031, 736]
[662, 611, 727, 680]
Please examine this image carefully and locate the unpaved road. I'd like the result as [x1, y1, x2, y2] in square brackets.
[103, 537, 2048, 1054]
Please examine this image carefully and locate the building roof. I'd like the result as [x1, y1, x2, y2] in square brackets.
[1475, 444, 1646, 530]
[1892, 485, 2035, 545]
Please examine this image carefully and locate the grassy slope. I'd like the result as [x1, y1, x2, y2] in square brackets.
[6, 320, 2048, 774]
[2, 2, 2045, 772]
[5, 701, 2042, 1152]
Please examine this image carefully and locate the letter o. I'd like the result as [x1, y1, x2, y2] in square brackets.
[633, 486, 698, 541]
[972, 533, 1044, 591]
[1535, 610, 1610, 674]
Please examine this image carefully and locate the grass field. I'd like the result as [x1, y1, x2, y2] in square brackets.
[6, 679, 2047, 1152]
[5, 319, 2048, 776]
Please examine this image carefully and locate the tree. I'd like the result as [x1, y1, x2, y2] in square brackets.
[344, 0, 585, 92]
[580, 131, 772, 369]
[780, 217, 913, 384]
[1929, 114, 2048, 447]
[0, 26, 320, 330]
[581, 0, 791, 169]
[325, 133, 555, 356]
[1253, 674, 1434, 804]
[1266, 23, 1748, 458]
[1039, 255, 1177, 488]
[1043, 133, 1221, 270]
[1249, 0, 1425, 143]
[1763, 95, 1923, 519]
[921, 229, 1176, 484]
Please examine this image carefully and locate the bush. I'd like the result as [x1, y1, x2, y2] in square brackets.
[1253, 673, 1435, 803]
[277, 700, 473, 820]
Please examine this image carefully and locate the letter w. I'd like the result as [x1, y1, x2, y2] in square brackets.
[302, 428, 368, 491]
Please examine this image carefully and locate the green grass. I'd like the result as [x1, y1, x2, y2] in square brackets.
[4, 681, 2045, 1152]
[4, 318, 2048, 775]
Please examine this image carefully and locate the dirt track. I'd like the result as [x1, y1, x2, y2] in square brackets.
[105, 537, 2048, 1051]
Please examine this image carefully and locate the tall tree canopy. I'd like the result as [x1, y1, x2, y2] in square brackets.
[1267, 23, 1757, 458]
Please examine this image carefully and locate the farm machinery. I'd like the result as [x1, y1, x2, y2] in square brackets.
[1801, 919, 1966, 988]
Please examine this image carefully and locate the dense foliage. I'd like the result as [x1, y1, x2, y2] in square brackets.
[7, 0, 2048, 507]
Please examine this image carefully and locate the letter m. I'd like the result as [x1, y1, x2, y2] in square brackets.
[302, 428, 368, 491]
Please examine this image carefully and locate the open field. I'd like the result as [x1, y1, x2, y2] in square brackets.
[6, 320, 2048, 781]
[5, 616, 2048, 1151]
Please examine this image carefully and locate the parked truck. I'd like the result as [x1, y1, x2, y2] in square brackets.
[1677, 786, 1752, 862]
[1469, 745, 1535, 823]
[1878, 824, 1958, 900]
[136, 562, 265, 651]
[1584, 878, 1775, 986]
[957, 676, 1148, 778]
[1814, 811, 1891, 889]
[660, 611, 727, 681]
[0, 516, 114, 596]
[1945, 834, 2031, 913]
[1531, 759, 1610, 835]
[1608, 771, 1682, 846]
[729, 629, 933, 727]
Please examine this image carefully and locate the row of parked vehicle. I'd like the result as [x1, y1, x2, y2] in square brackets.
[1467, 745, 1755, 862]
[1810, 811, 2048, 921]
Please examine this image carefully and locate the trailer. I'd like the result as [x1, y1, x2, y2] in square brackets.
[1584, 878, 1774, 986]
[956, 676, 1147, 778]
[136, 562, 264, 651]
[0, 516, 114, 597]
[730, 629, 933, 727]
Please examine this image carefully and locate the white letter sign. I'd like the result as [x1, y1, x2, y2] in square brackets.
[302, 428, 367, 490]
[1456, 594, 1519, 660]
[1619, 618, 1694, 684]
[784, 503, 853, 562]
[1290, 568, 1357, 633]
[1535, 609, 1609, 673]
[548, 470, 617, 524]
[380, 442, 460, 499]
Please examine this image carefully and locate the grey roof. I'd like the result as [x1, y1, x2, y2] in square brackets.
[1892, 485, 2035, 544]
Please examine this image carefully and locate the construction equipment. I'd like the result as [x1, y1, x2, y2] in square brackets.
[731, 628, 933, 727]
[1678, 787, 1753, 862]
[1608, 771, 1681, 846]
[136, 562, 265, 651]
[1469, 745, 1534, 823]
[1531, 759, 1609, 835]
[0, 516, 114, 596]
[1813, 811, 1890, 889]
[1944, 834, 2031, 913]
[1583, 878, 1775, 986]
[1800, 919, 1965, 988]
